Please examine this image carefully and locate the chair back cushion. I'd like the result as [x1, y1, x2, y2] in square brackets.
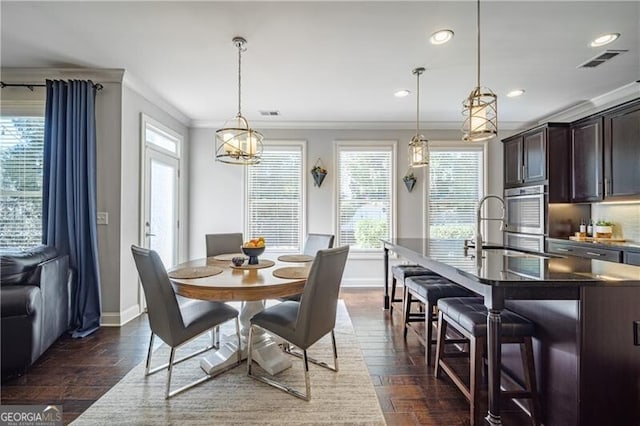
[131, 245, 183, 345]
[205, 233, 244, 257]
[297, 245, 349, 347]
[302, 234, 335, 256]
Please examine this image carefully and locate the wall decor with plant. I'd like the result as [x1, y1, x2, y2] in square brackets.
[311, 158, 327, 187]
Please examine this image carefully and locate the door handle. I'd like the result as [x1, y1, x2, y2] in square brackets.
[555, 247, 571, 252]
[145, 233, 156, 237]
[586, 251, 604, 257]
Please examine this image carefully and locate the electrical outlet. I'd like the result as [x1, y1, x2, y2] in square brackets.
[97, 212, 108, 225]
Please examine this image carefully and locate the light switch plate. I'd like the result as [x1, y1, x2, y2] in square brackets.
[97, 212, 108, 225]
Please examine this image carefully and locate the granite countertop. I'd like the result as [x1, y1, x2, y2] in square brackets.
[384, 238, 640, 286]
[547, 237, 640, 253]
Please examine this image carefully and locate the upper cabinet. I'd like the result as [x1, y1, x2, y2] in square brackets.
[502, 124, 570, 202]
[603, 99, 640, 199]
[570, 116, 603, 202]
[569, 98, 640, 202]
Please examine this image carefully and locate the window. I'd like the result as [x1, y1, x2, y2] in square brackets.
[0, 116, 45, 248]
[245, 142, 305, 251]
[427, 146, 484, 265]
[337, 141, 395, 251]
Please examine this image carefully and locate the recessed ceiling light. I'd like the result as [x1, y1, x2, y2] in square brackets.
[506, 89, 525, 98]
[394, 89, 411, 98]
[429, 29, 454, 45]
[590, 33, 620, 47]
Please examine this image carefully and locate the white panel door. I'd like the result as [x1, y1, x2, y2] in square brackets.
[143, 148, 179, 268]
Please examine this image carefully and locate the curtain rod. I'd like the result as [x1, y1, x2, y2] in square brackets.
[0, 82, 104, 91]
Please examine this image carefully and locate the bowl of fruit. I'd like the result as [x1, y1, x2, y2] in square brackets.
[241, 237, 266, 265]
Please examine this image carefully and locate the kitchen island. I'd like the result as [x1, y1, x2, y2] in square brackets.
[382, 238, 640, 426]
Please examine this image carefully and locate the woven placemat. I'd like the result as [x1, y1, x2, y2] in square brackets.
[230, 259, 275, 270]
[213, 253, 245, 261]
[168, 265, 223, 279]
[277, 254, 314, 263]
[272, 266, 310, 280]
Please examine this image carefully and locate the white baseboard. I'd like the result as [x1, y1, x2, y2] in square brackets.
[340, 277, 384, 288]
[101, 304, 142, 327]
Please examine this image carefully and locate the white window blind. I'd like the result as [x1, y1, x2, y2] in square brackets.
[427, 148, 484, 266]
[0, 116, 45, 248]
[246, 144, 303, 251]
[337, 145, 393, 250]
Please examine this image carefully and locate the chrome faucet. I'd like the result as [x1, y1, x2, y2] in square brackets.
[474, 195, 506, 257]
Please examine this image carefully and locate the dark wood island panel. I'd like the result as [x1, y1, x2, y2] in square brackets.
[505, 286, 640, 426]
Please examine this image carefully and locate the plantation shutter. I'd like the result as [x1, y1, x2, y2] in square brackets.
[246, 145, 303, 251]
[337, 146, 393, 250]
[0, 116, 45, 249]
[427, 148, 483, 266]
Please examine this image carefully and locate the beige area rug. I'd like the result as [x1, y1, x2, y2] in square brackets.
[72, 301, 385, 425]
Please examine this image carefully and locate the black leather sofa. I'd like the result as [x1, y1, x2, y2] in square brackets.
[1, 245, 72, 378]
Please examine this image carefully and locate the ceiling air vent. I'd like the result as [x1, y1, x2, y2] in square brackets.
[578, 50, 628, 69]
[259, 110, 280, 116]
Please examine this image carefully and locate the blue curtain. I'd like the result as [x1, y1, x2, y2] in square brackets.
[43, 79, 101, 338]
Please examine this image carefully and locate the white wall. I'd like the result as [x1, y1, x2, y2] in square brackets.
[189, 127, 505, 286]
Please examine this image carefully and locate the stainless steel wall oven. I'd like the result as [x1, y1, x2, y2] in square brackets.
[504, 185, 546, 252]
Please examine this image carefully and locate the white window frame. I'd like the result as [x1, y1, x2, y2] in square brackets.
[334, 140, 397, 259]
[0, 99, 46, 249]
[243, 140, 307, 253]
[422, 141, 488, 240]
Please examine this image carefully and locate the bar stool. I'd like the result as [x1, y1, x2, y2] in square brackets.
[403, 276, 474, 365]
[434, 297, 540, 426]
[389, 264, 437, 312]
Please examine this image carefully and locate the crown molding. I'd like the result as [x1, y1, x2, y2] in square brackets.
[530, 82, 640, 126]
[0, 67, 125, 84]
[190, 119, 528, 131]
[122, 71, 190, 126]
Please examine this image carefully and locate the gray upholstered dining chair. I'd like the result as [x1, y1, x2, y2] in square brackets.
[247, 245, 349, 401]
[205, 233, 244, 257]
[302, 233, 335, 256]
[131, 245, 241, 399]
[279, 233, 335, 303]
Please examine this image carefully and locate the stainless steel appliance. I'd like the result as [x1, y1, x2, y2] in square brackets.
[504, 185, 546, 252]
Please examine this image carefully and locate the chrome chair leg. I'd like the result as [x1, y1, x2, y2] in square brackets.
[165, 347, 176, 399]
[145, 333, 155, 376]
[235, 318, 242, 364]
[302, 349, 311, 400]
[331, 330, 339, 372]
[246, 325, 255, 376]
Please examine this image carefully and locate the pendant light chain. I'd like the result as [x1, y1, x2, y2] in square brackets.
[416, 70, 420, 135]
[476, 0, 481, 88]
[237, 40, 243, 116]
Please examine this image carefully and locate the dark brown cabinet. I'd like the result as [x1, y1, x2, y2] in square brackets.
[547, 239, 622, 262]
[502, 123, 570, 202]
[504, 137, 523, 187]
[570, 116, 603, 202]
[523, 130, 546, 183]
[603, 99, 640, 199]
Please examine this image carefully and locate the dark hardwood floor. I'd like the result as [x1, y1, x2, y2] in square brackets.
[1, 288, 531, 425]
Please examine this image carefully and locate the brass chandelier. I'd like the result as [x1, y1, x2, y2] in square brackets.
[215, 37, 263, 165]
[408, 67, 429, 167]
[462, 0, 497, 142]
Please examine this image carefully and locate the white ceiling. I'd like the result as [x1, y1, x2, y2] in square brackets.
[1, 1, 639, 129]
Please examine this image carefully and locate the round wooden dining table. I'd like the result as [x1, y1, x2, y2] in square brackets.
[169, 256, 307, 302]
[168, 256, 310, 376]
